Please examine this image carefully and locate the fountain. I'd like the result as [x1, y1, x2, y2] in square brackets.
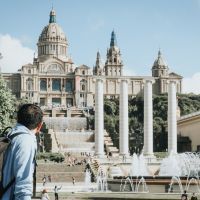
[96, 167, 108, 192]
[83, 169, 92, 191]
[130, 153, 149, 176]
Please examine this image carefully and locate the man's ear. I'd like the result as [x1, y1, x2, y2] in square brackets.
[36, 122, 43, 134]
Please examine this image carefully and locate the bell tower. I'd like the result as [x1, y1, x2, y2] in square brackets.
[104, 31, 123, 76]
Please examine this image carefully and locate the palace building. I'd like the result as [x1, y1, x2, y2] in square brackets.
[1, 9, 182, 108]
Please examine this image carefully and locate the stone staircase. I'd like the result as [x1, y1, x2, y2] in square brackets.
[36, 163, 86, 183]
[104, 131, 119, 157]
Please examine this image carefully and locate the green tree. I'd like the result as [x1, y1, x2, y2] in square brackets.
[0, 76, 16, 131]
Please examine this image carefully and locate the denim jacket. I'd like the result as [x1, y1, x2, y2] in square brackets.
[2, 123, 37, 200]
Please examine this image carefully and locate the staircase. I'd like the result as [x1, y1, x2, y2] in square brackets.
[36, 163, 86, 183]
[104, 131, 119, 157]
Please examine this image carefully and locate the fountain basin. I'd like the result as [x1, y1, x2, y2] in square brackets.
[107, 176, 200, 193]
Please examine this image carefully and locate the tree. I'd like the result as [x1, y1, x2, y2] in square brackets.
[0, 76, 16, 132]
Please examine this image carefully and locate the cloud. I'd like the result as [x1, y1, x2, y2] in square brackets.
[182, 73, 200, 94]
[0, 34, 34, 73]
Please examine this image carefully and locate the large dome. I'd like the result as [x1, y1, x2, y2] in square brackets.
[37, 9, 68, 59]
[38, 10, 67, 44]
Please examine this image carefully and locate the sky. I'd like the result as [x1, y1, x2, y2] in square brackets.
[0, 0, 200, 94]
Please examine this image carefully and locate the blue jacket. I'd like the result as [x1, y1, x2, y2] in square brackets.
[2, 123, 37, 200]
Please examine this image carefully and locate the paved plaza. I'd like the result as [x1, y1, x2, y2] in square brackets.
[32, 182, 192, 200]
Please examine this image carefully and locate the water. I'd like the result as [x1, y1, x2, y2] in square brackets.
[120, 176, 149, 193]
[96, 167, 108, 192]
[83, 169, 92, 191]
[159, 152, 200, 177]
[130, 153, 149, 176]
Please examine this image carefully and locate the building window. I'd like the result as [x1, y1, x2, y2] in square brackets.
[82, 70, 85, 75]
[52, 98, 61, 106]
[28, 69, 31, 74]
[40, 79, 47, 91]
[26, 78, 33, 91]
[65, 80, 73, 92]
[82, 84, 85, 91]
[66, 98, 73, 107]
[40, 98, 45, 106]
[52, 79, 61, 91]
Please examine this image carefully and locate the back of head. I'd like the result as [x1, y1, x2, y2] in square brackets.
[17, 104, 43, 130]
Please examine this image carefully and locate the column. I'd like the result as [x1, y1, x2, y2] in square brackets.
[119, 79, 129, 156]
[143, 79, 154, 156]
[168, 80, 177, 154]
[95, 78, 104, 157]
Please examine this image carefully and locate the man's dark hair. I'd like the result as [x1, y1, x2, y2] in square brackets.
[17, 104, 43, 130]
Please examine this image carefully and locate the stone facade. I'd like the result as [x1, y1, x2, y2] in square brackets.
[1, 9, 182, 108]
[177, 111, 200, 152]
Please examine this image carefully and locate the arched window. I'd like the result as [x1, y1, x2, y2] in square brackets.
[52, 79, 61, 91]
[40, 79, 47, 91]
[82, 84, 85, 91]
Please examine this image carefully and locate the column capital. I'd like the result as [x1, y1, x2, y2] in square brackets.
[93, 77, 105, 83]
[118, 78, 129, 84]
[142, 78, 155, 84]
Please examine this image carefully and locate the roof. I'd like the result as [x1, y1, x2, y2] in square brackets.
[178, 110, 200, 122]
[169, 72, 183, 78]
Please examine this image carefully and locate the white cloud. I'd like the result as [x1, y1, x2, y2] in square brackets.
[0, 34, 34, 73]
[183, 73, 200, 94]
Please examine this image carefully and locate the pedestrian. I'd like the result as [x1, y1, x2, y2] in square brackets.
[42, 175, 47, 186]
[41, 189, 50, 200]
[48, 175, 52, 182]
[181, 190, 188, 200]
[191, 193, 198, 200]
[1, 103, 43, 200]
[72, 176, 75, 185]
[54, 185, 62, 200]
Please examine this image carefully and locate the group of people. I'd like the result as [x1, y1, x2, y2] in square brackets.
[41, 185, 62, 200]
[181, 191, 198, 200]
[42, 175, 52, 186]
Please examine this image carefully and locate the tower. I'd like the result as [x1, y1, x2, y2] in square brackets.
[93, 51, 103, 76]
[104, 31, 123, 76]
[152, 50, 169, 94]
[152, 50, 169, 78]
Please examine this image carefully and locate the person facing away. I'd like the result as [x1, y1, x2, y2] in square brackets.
[41, 189, 50, 200]
[1, 103, 43, 200]
[42, 175, 47, 186]
[181, 190, 188, 200]
[54, 185, 62, 200]
[191, 193, 198, 200]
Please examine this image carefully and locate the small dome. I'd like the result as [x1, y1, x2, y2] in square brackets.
[152, 50, 167, 68]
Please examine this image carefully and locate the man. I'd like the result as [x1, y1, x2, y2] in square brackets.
[54, 185, 62, 200]
[181, 190, 188, 200]
[2, 104, 43, 200]
[190, 193, 198, 200]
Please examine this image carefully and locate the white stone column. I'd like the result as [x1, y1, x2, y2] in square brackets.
[143, 79, 154, 156]
[95, 78, 104, 157]
[168, 80, 177, 154]
[119, 79, 129, 156]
